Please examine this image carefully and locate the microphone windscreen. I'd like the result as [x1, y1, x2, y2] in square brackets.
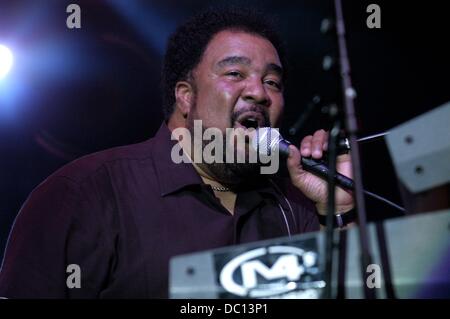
[251, 127, 282, 156]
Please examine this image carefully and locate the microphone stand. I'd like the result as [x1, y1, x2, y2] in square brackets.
[333, 0, 376, 299]
[323, 104, 341, 299]
[289, 95, 322, 136]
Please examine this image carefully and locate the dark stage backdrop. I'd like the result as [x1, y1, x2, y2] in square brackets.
[0, 0, 449, 260]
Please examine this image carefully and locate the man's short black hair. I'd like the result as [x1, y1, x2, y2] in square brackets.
[161, 6, 288, 120]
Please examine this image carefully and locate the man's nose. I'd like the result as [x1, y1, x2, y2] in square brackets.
[242, 78, 271, 107]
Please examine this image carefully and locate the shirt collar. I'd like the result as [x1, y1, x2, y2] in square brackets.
[152, 122, 203, 196]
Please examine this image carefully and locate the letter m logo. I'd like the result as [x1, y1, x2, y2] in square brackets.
[240, 255, 304, 289]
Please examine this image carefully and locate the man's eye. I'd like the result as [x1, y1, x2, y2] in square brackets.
[226, 71, 243, 78]
[264, 79, 282, 90]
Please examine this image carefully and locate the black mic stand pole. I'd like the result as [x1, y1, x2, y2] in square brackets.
[323, 104, 341, 299]
[333, 0, 376, 299]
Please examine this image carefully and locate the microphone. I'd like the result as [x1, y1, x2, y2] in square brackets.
[251, 127, 355, 190]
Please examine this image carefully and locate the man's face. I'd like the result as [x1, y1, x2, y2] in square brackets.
[185, 30, 285, 185]
[189, 30, 284, 132]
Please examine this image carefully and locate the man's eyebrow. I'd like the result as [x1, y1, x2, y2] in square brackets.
[267, 63, 284, 78]
[216, 56, 284, 77]
[216, 56, 252, 68]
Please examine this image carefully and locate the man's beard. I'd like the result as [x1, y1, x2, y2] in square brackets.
[203, 157, 261, 186]
[187, 105, 271, 187]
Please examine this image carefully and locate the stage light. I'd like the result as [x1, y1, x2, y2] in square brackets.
[0, 44, 14, 80]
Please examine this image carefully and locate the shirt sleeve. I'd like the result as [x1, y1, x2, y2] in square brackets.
[0, 175, 114, 298]
[283, 179, 320, 234]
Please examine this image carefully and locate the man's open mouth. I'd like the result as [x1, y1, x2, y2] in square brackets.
[234, 112, 265, 130]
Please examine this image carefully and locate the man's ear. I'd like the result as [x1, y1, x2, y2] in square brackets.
[175, 81, 195, 118]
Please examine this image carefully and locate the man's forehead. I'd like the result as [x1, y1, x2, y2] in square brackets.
[204, 30, 281, 64]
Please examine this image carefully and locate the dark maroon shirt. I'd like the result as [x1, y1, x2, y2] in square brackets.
[0, 123, 319, 298]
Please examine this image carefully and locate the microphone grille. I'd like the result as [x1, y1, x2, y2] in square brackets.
[251, 127, 282, 156]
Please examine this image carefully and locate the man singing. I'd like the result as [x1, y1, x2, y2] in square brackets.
[0, 7, 354, 298]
